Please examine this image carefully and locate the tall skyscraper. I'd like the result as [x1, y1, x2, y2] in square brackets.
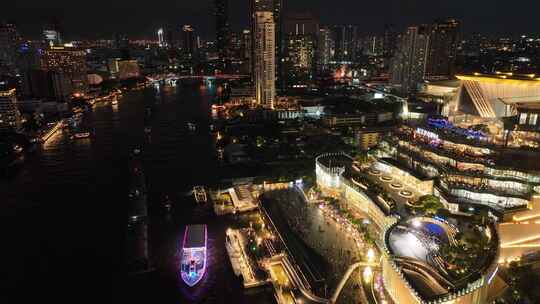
[0, 22, 21, 74]
[254, 11, 276, 108]
[157, 28, 165, 48]
[250, 0, 282, 87]
[43, 17, 63, 47]
[282, 12, 319, 87]
[425, 19, 460, 80]
[215, 0, 230, 68]
[241, 29, 252, 60]
[181, 25, 197, 57]
[383, 24, 398, 58]
[0, 88, 22, 131]
[333, 25, 358, 62]
[317, 26, 334, 73]
[390, 25, 430, 93]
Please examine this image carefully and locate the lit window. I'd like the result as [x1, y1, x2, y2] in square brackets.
[519, 113, 528, 124]
[530, 113, 538, 125]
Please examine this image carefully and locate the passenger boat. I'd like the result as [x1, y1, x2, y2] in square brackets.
[180, 224, 207, 287]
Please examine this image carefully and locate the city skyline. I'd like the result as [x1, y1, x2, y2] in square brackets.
[3, 0, 540, 39]
[4, 1, 540, 303]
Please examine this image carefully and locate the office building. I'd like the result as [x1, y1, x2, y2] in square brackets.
[182, 25, 197, 57]
[254, 11, 276, 108]
[0, 88, 22, 131]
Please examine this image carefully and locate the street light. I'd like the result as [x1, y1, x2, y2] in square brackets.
[367, 248, 375, 263]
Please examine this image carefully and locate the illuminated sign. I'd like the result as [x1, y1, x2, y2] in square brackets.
[416, 128, 439, 141]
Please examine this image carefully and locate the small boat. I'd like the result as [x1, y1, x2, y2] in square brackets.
[193, 186, 207, 203]
[71, 132, 91, 139]
[181, 225, 207, 287]
[13, 144, 23, 154]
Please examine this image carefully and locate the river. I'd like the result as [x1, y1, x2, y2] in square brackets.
[2, 83, 273, 303]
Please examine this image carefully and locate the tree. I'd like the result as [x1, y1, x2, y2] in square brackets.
[417, 195, 444, 215]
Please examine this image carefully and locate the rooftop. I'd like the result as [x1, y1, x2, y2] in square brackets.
[386, 216, 499, 301]
[184, 224, 206, 248]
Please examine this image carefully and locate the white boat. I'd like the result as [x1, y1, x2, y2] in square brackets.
[72, 132, 91, 139]
[180, 225, 207, 287]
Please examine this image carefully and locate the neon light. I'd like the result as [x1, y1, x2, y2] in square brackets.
[180, 225, 207, 287]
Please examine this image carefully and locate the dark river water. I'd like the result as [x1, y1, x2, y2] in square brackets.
[2, 83, 274, 303]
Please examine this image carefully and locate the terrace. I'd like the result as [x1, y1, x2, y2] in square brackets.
[385, 216, 499, 301]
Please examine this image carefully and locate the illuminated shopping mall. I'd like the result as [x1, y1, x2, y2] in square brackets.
[315, 153, 501, 303]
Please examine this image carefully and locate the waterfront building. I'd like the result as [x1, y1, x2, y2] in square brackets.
[377, 118, 540, 262]
[315, 152, 500, 303]
[40, 46, 88, 100]
[0, 88, 22, 131]
[111, 59, 140, 80]
[254, 11, 276, 108]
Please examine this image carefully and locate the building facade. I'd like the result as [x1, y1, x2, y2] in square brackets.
[425, 19, 460, 81]
[390, 25, 430, 93]
[40, 46, 88, 100]
[0, 88, 22, 131]
[0, 22, 21, 74]
[215, 0, 230, 67]
[254, 11, 276, 108]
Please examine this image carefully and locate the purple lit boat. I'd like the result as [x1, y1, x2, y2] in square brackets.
[180, 224, 207, 287]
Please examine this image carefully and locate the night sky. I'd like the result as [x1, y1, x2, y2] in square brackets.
[2, 0, 539, 40]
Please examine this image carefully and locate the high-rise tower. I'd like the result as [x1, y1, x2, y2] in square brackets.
[425, 19, 460, 80]
[215, 0, 230, 69]
[254, 11, 276, 108]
